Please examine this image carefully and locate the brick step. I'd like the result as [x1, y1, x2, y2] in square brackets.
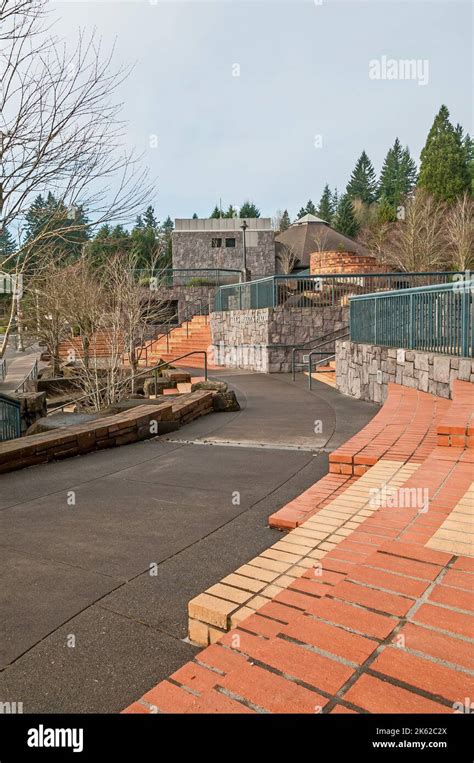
[437, 380, 474, 448]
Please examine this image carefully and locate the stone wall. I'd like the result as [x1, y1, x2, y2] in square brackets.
[172, 229, 275, 279]
[0, 391, 216, 474]
[210, 305, 348, 373]
[159, 284, 217, 322]
[336, 340, 474, 403]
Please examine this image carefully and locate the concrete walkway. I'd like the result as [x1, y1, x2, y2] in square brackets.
[0, 345, 42, 395]
[0, 371, 377, 712]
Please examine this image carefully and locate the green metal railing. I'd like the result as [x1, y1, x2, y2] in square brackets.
[0, 393, 21, 441]
[214, 272, 466, 312]
[350, 280, 474, 357]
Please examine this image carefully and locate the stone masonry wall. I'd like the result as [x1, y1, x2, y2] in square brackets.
[172, 230, 275, 279]
[211, 305, 348, 373]
[336, 340, 474, 403]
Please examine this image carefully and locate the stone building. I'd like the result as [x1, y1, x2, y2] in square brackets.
[172, 218, 275, 279]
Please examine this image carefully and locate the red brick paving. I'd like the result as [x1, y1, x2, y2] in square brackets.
[123, 382, 474, 714]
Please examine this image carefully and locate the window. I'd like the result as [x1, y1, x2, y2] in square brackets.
[225, 237, 236, 247]
[211, 238, 222, 248]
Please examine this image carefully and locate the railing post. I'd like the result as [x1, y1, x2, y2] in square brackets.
[461, 283, 470, 357]
[409, 293, 414, 349]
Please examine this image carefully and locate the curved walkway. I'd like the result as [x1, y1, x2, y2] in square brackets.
[0, 372, 377, 712]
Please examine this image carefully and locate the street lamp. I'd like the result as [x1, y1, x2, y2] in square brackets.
[240, 220, 248, 281]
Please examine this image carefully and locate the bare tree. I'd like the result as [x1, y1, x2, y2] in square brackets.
[358, 221, 393, 266]
[383, 190, 446, 272]
[444, 192, 474, 271]
[0, 0, 154, 353]
[22, 253, 71, 375]
[276, 243, 298, 274]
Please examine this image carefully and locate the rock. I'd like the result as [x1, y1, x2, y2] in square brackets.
[432, 356, 451, 384]
[38, 367, 60, 380]
[17, 392, 48, 433]
[191, 380, 228, 393]
[40, 351, 51, 362]
[163, 369, 191, 383]
[143, 377, 175, 396]
[212, 390, 240, 412]
[26, 411, 101, 435]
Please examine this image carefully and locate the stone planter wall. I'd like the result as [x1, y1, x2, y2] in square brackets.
[336, 340, 474, 403]
[210, 305, 348, 373]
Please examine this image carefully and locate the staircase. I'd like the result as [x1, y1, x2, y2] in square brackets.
[304, 358, 336, 387]
[135, 315, 213, 369]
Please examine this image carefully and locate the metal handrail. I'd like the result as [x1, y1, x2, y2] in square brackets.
[292, 328, 349, 380]
[48, 350, 208, 415]
[139, 299, 209, 366]
[0, 357, 7, 382]
[308, 353, 336, 390]
[14, 358, 38, 394]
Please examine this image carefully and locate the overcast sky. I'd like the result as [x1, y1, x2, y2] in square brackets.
[52, 0, 472, 224]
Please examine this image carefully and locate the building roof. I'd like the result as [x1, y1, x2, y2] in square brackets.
[174, 218, 272, 232]
[275, 218, 367, 268]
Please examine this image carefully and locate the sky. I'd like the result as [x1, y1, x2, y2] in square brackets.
[52, 0, 472, 224]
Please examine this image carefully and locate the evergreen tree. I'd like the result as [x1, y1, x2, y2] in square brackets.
[377, 194, 397, 224]
[379, 138, 417, 211]
[239, 200, 260, 218]
[418, 105, 471, 202]
[462, 133, 474, 194]
[346, 151, 378, 204]
[87, 224, 131, 267]
[210, 205, 221, 219]
[0, 226, 16, 260]
[297, 206, 307, 219]
[331, 188, 339, 216]
[317, 185, 333, 223]
[279, 209, 291, 231]
[305, 199, 317, 215]
[224, 204, 237, 218]
[333, 194, 359, 238]
[24, 192, 89, 261]
[142, 205, 158, 229]
[192, 212, 198, 219]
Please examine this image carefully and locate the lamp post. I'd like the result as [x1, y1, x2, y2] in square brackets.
[240, 220, 248, 282]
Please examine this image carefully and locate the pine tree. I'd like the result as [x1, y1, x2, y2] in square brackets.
[333, 194, 359, 238]
[192, 212, 198, 219]
[279, 209, 291, 231]
[24, 192, 89, 261]
[377, 194, 397, 224]
[418, 105, 471, 202]
[239, 200, 260, 218]
[379, 139, 417, 210]
[317, 185, 333, 223]
[297, 206, 307, 219]
[0, 226, 16, 260]
[331, 189, 339, 217]
[142, 205, 158, 229]
[224, 204, 237, 218]
[305, 199, 317, 215]
[346, 151, 378, 204]
[210, 205, 221, 219]
[462, 134, 474, 194]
